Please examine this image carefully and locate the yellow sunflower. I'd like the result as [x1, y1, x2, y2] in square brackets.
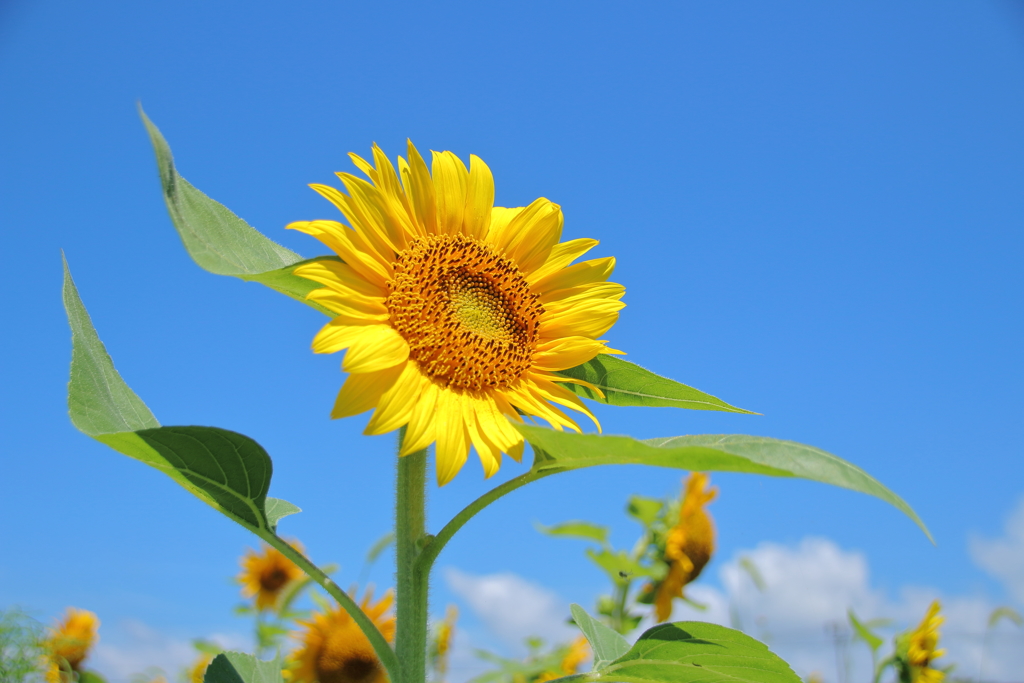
[290, 587, 395, 683]
[559, 635, 590, 675]
[238, 540, 305, 611]
[906, 600, 945, 683]
[42, 608, 99, 683]
[188, 653, 214, 683]
[430, 604, 458, 679]
[289, 142, 624, 485]
[653, 473, 717, 622]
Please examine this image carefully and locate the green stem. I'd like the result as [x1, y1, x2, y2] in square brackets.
[415, 469, 552, 575]
[256, 528, 399, 679]
[396, 432, 429, 683]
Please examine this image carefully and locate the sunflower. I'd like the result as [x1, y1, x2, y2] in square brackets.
[290, 587, 395, 683]
[238, 540, 305, 611]
[906, 601, 945, 683]
[430, 605, 458, 679]
[559, 635, 590, 675]
[289, 142, 624, 485]
[42, 608, 99, 683]
[188, 653, 214, 683]
[651, 473, 717, 622]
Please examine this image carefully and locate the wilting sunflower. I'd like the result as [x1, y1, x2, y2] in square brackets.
[289, 142, 624, 485]
[904, 600, 946, 683]
[290, 587, 395, 683]
[650, 473, 718, 622]
[42, 608, 99, 683]
[238, 540, 305, 611]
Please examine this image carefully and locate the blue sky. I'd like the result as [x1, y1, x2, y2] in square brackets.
[2, 1, 1023, 680]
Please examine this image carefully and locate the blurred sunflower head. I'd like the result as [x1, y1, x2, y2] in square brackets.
[904, 600, 946, 683]
[289, 587, 395, 683]
[290, 142, 625, 485]
[188, 653, 214, 683]
[42, 608, 99, 683]
[559, 635, 590, 675]
[648, 472, 718, 622]
[238, 540, 305, 611]
[430, 605, 458, 678]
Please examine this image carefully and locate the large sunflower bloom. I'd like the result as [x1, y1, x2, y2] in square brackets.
[290, 142, 624, 485]
[906, 600, 945, 683]
[238, 540, 305, 611]
[653, 473, 717, 622]
[290, 588, 395, 683]
[42, 608, 99, 683]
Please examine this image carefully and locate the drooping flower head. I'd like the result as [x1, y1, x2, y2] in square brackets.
[652, 472, 718, 622]
[42, 608, 99, 683]
[289, 587, 395, 683]
[905, 600, 946, 683]
[290, 142, 624, 484]
[238, 540, 305, 611]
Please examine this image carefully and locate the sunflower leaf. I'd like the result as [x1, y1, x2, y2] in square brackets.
[265, 498, 301, 531]
[570, 604, 630, 670]
[590, 621, 800, 683]
[517, 426, 931, 542]
[204, 652, 283, 683]
[64, 257, 281, 534]
[556, 356, 757, 414]
[535, 520, 609, 544]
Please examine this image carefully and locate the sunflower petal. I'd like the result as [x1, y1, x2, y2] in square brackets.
[432, 150, 468, 236]
[364, 362, 423, 435]
[405, 141, 438, 234]
[532, 336, 609, 372]
[313, 321, 389, 354]
[463, 154, 494, 240]
[527, 238, 599, 284]
[343, 326, 410, 374]
[434, 390, 470, 486]
[331, 363, 405, 419]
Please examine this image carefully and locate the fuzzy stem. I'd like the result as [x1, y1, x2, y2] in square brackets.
[396, 430, 429, 683]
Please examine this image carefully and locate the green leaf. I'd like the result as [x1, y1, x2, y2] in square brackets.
[519, 426, 931, 542]
[570, 604, 630, 670]
[848, 609, 883, 652]
[556, 356, 756, 414]
[63, 253, 159, 437]
[140, 106, 300, 276]
[594, 621, 800, 683]
[366, 532, 396, 565]
[139, 107, 346, 315]
[63, 258, 279, 533]
[265, 498, 301, 531]
[586, 548, 662, 582]
[536, 520, 609, 544]
[626, 496, 663, 526]
[988, 606, 1023, 629]
[204, 652, 283, 683]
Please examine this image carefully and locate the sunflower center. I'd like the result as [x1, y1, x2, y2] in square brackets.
[260, 567, 290, 592]
[386, 234, 543, 392]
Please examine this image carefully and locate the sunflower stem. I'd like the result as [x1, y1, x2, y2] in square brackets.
[254, 528, 399, 677]
[396, 429, 429, 683]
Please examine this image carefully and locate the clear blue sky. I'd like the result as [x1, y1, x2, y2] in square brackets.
[1, 0, 1023, 678]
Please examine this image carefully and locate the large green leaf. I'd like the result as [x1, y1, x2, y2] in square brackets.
[63, 257, 290, 533]
[140, 106, 300, 275]
[570, 604, 630, 670]
[556, 356, 756, 414]
[518, 426, 931, 541]
[139, 106, 346, 314]
[592, 622, 799, 683]
[204, 652, 283, 683]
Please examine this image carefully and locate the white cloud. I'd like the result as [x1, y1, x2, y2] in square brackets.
[443, 568, 576, 653]
[971, 496, 1024, 604]
[90, 620, 249, 683]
